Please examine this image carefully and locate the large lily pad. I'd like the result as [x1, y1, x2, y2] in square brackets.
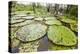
[22, 16, 35, 19]
[48, 43, 76, 50]
[48, 25, 77, 46]
[44, 17, 57, 21]
[11, 20, 34, 28]
[60, 18, 76, 23]
[11, 18, 25, 24]
[45, 19, 62, 25]
[44, 17, 62, 25]
[34, 17, 43, 21]
[15, 22, 47, 42]
[14, 14, 27, 17]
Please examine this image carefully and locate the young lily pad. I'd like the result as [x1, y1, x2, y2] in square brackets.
[16, 22, 47, 42]
[48, 25, 77, 46]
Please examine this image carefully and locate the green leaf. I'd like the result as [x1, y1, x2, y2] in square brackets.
[44, 17, 62, 25]
[61, 18, 76, 23]
[45, 20, 62, 25]
[34, 17, 43, 21]
[44, 17, 57, 20]
[11, 20, 35, 28]
[48, 43, 76, 50]
[48, 25, 77, 46]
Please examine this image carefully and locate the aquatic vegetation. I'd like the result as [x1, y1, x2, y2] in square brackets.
[10, 14, 77, 52]
[9, 2, 78, 52]
[48, 25, 77, 46]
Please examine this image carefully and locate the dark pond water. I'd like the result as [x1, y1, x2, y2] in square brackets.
[38, 34, 49, 51]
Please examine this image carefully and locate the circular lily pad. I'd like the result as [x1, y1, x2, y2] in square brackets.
[45, 19, 62, 25]
[44, 17, 57, 21]
[44, 17, 62, 25]
[34, 17, 43, 21]
[48, 25, 77, 46]
[11, 18, 25, 24]
[16, 22, 47, 42]
[22, 16, 34, 19]
[14, 14, 27, 17]
[61, 18, 76, 23]
[11, 20, 34, 28]
[48, 43, 76, 50]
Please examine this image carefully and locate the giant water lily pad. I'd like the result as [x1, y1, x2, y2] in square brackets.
[44, 17, 57, 20]
[22, 16, 35, 19]
[44, 17, 62, 25]
[11, 20, 34, 28]
[45, 19, 62, 25]
[11, 18, 25, 24]
[14, 14, 27, 17]
[48, 25, 77, 46]
[48, 43, 76, 50]
[16, 22, 47, 42]
[34, 17, 43, 21]
[60, 18, 76, 23]
[10, 27, 19, 39]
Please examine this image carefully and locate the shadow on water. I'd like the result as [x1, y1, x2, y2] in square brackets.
[38, 33, 49, 51]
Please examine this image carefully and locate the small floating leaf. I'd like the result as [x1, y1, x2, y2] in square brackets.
[48, 25, 77, 46]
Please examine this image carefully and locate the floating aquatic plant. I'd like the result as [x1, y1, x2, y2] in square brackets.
[10, 13, 77, 52]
